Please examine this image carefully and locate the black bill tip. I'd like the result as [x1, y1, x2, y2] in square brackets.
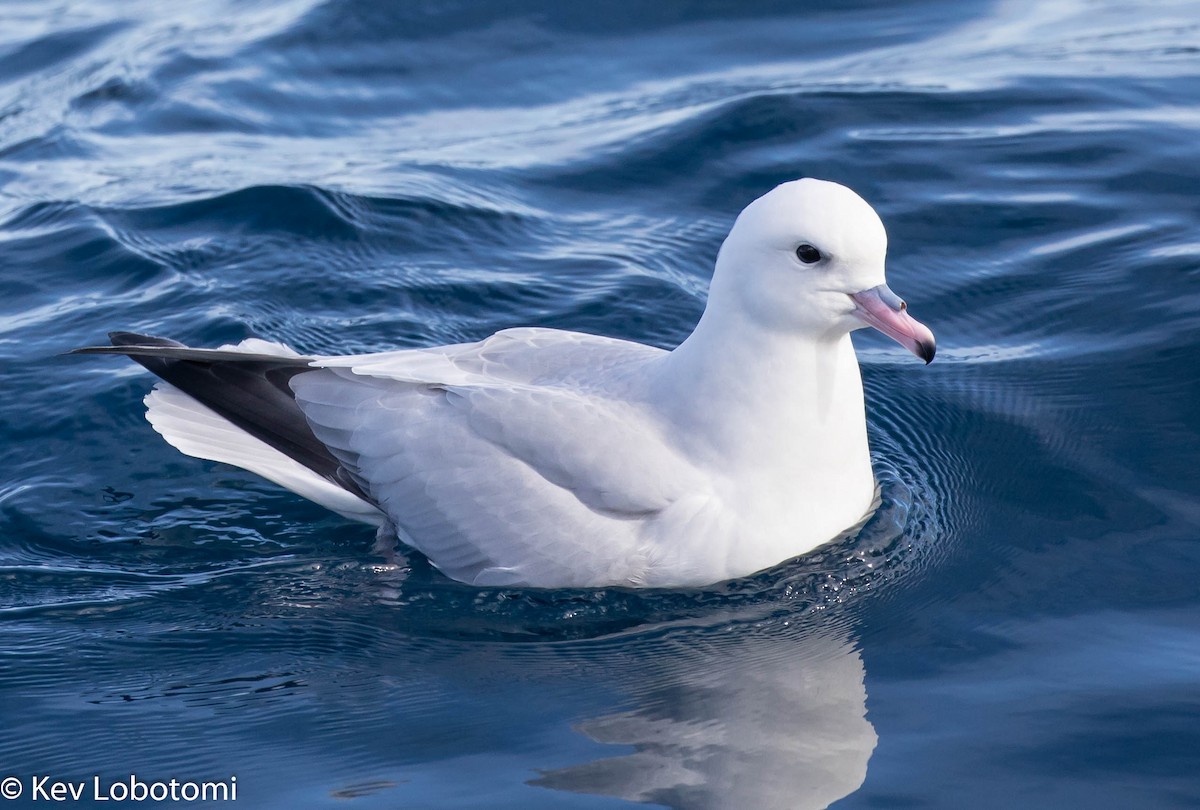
[917, 338, 936, 365]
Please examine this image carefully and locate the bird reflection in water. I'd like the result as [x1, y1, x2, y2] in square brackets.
[534, 619, 875, 810]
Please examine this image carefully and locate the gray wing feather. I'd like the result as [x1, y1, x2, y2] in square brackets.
[291, 360, 704, 586]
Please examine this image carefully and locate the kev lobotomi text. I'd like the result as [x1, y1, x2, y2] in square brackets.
[28, 774, 236, 802]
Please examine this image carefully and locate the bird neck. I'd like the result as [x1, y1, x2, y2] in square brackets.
[653, 304, 870, 478]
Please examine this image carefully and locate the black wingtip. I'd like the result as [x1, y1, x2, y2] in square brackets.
[69, 330, 369, 503]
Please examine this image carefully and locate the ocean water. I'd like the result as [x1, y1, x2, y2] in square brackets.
[2, 0, 1199, 807]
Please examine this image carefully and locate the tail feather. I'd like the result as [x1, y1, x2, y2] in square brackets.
[144, 382, 384, 526]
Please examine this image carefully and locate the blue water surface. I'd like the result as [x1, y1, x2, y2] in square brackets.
[2, 0, 1199, 807]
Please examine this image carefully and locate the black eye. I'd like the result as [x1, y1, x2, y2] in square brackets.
[795, 243, 822, 264]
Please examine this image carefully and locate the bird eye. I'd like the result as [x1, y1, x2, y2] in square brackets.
[795, 243, 822, 264]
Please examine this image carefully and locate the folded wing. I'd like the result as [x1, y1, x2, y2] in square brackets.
[296, 330, 708, 586]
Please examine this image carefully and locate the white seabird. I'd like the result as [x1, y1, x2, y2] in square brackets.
[76, 178, 935, 588]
